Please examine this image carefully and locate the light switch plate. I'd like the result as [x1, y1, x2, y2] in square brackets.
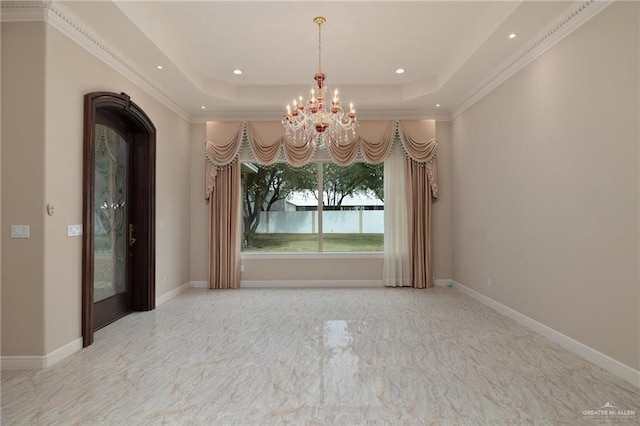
[67, 224, 83, 237]
[11, 225, 30, 238]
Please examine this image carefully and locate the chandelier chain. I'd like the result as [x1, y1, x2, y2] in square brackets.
[317, 18, 322, 74]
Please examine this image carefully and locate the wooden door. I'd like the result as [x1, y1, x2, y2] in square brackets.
[82, 92, 156, 347]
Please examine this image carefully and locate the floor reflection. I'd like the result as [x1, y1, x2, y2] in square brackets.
[322, 320, 382, 407]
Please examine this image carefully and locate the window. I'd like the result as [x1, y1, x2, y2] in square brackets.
[241, 162, 384, 252]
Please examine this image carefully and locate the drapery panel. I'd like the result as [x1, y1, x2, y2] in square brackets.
[205, 119, 438, 289]
[399, 120, 439, 203]
[383, 144, 411, 287]
[208, 161, 241, 289]
[399, 121, 438, 288]
[204, 122, 243, 289]
[405, 158, 436, 288]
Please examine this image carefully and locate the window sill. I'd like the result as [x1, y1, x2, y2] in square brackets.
[240, 252, 384, 260]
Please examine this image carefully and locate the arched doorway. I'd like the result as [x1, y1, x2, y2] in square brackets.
[82, 92, 156, 347]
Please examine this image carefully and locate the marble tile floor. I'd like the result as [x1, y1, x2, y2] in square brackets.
[1, 287, 638, 425]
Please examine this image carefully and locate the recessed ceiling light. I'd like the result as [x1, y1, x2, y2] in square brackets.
[155, 65, 163, 70]
[233, 69, 243, 75]
[395, 68, 405, 74]
[201, 106, 206, 109]
[508, 33, 518, 39]
[435, 103, 441, 107]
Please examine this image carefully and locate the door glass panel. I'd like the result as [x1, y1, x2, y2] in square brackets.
[94, 124, 128, 302]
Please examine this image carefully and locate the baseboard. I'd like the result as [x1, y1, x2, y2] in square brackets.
[240, 280, 385, 289]
[202, 279, 451, 289]
[193, 280, 386, 289]
[156, 282, 191, 306]
[45, 338, 83, 367]
[451, 280, 640, 388]
[190, 281, 208, 289]
[1, 338, 82, 370]
[3, 280, 193, 371]
[434, 279, 453, 287]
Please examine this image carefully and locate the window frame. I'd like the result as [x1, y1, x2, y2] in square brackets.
[239, 159, 384, 255]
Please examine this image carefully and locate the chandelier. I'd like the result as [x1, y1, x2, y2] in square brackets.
[282, 16, 357, 147]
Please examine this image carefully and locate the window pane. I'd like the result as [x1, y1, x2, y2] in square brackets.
[321, 163, 384, 252]
[240, 161, 384, 253]
[241, 163, 318, 252]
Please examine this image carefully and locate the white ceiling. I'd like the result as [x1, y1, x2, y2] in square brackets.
[60, 1, 576, 121]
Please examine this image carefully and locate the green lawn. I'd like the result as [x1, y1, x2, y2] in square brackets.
[245, 233, 383, 252]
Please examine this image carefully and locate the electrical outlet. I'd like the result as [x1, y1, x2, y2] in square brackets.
[240, 265, 245, 273]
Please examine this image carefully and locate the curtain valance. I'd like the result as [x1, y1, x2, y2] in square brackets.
[205, 120, 438, 200]
[204, 121, 244, 165]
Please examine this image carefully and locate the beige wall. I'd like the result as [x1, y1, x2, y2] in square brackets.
[189, 120, 453, 285]
[433, 121, 453, 279]
[0, 15, 2, 359]
[190, 123, 208, 281]
[451, 2, 639, 369]
[1, 22, 47, 356]
[1, 21, 192, 356]
[240, 255, 383, 284]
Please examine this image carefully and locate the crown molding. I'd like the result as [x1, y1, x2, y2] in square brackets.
[46, 1, 190, 120]
[451, 0, 613, 120]
[190, 109, 451, 124]
[1, 0, 191, 121]
[0, 1, 48, 22]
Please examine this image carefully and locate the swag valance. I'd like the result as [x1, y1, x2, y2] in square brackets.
[205, 120, 438, 200]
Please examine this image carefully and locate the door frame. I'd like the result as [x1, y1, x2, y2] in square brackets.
[82, 92, 156, 347]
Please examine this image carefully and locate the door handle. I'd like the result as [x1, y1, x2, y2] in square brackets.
[129, 223, 136, 246]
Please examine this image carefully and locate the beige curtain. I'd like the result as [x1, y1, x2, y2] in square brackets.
[205, 122, 244, 289]
[324, 121, 394, 165]
[399, 121, 438, 288]
[208, 162, 241, 289]
[383, 144, 411, 287]
[205, 122, 243, 200]
[246, 121, 395, 166]
[205, 120, 438, 289]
